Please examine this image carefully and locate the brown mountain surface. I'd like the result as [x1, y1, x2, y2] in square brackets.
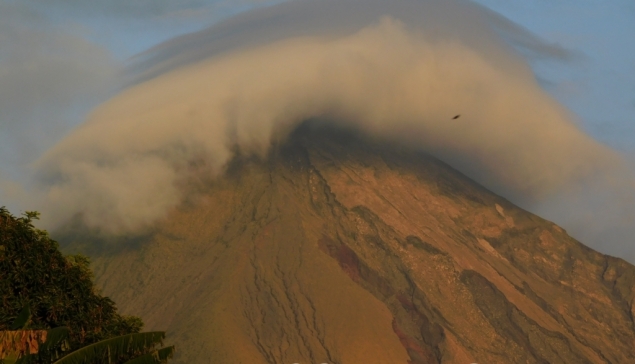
[83, 126, 635, 363]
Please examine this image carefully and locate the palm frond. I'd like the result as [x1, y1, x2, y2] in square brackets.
[13, 326, 70, 364]
[10, 307, 31, 330]
[52, 332, 165, 364]
[39, 327, 70, 354]
[121, 346, 175, 364]
[154, 346, 175, 362]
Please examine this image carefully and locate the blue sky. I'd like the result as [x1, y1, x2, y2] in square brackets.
[473, 0, 635, 153]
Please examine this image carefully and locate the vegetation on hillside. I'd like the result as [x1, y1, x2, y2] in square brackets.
[0, 207, 173, 363]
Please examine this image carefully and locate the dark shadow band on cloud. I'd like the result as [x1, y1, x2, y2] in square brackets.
[475, 6, 578, 63]
[129, 0, 574, 85]
[25, 0, 217, 18]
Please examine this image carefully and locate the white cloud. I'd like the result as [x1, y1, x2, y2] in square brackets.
[36, 4, 616, 234]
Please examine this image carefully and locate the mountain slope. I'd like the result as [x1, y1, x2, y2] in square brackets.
[87, 127, 635, 363]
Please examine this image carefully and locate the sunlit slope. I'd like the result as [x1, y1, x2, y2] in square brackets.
[90, 128, 635, 364]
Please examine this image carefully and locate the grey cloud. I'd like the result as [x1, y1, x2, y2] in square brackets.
[132, 0, 574, 83]
[23, 0, 274, 19]
[24, 0, 214, 17]
[0, 2, 120, 205]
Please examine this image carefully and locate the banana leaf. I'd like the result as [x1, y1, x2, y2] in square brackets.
[52, 332, 165, 364]
[9, 307, 31, 330]
[121, 346, 175, 364]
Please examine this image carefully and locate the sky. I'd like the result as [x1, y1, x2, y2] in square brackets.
[0, 0, 634, 261]
[472, 0, 635, 153]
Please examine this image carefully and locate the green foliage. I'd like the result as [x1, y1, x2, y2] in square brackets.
[9, 329, 174, 364]
[9, 308, 31, 330]
[36, 327, 71, 360]
[51, 332, 170, 364]
[0, 207, 157, 363]
[122, 346, 174, 364]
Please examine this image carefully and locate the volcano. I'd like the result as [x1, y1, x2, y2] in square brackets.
[84, 125, 635, 363]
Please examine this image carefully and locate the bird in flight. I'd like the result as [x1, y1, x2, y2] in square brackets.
[452, 114, 460, 119]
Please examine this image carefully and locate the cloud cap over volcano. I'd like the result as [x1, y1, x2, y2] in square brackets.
[33, 0, 630, 259]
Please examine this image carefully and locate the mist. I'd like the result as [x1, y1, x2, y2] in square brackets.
[21, 0, 635, 261]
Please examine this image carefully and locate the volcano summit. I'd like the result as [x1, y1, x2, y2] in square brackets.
[86, 126, 635, 363]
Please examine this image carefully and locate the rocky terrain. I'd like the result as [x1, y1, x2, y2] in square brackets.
[83, 125, 635, 363]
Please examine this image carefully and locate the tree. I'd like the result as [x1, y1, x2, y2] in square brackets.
[0, 208, 173, 363]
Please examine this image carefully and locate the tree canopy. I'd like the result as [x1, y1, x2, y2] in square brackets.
[0, 207, 171, 363]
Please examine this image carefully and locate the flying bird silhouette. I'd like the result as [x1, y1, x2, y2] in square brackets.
[452, 114, 460, 119]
